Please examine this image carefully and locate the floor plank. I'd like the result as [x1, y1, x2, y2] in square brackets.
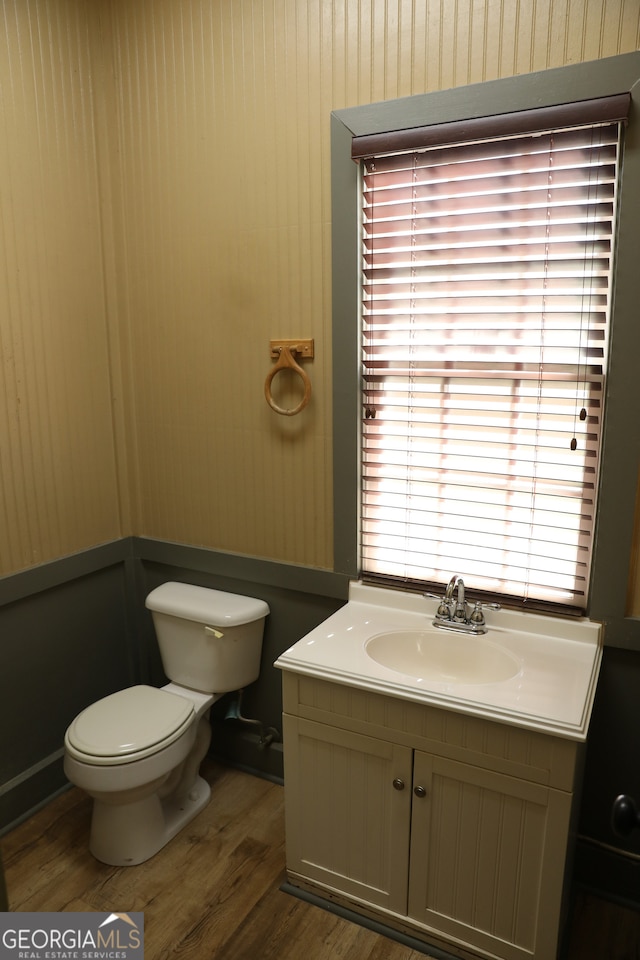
[1, 760, 639, 960]
[564, 888, 640, 960]
[1, 762, 429, 960]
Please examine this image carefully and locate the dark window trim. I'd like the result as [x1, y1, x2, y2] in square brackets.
[331, 52, 640, 649]
[351, 92, 630, 159]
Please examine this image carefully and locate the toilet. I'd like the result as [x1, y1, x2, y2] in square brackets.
[63, 581, 269, 866]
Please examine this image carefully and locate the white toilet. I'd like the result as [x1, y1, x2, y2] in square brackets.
[63, 581, 269, 866]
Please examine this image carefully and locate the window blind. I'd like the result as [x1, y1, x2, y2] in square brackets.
[360, 119, 623, 609]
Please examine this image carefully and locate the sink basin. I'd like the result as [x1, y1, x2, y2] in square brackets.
[365, 630, 521, 684]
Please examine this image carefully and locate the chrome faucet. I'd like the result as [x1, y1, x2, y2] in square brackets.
[427, 575, 500, 635]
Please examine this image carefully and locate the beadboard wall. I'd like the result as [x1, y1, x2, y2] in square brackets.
[0, 1, 124, 572]
[1, 1, 640, 596]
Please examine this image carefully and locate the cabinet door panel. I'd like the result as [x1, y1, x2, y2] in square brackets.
[283, 715, 412, 913]
[408, 752, 572, 960]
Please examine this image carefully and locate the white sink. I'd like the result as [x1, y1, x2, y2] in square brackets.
[275, 581, 603, 739]
[365, 629, 521, 684]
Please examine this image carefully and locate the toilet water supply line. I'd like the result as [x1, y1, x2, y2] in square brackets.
[225, 689, 281, 748]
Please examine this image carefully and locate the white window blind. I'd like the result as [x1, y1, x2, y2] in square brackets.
[360, 116, 623, 609]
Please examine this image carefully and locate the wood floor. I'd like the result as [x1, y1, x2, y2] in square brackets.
[1, 759, 639, 960]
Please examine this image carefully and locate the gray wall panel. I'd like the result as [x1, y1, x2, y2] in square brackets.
[0, 553, 135, 830]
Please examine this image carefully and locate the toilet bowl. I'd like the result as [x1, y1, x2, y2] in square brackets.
[63, 582, 269, 866]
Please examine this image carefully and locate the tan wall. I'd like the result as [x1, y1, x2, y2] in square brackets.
[1, 1, 639, 583]
[0, 0, 123, 574]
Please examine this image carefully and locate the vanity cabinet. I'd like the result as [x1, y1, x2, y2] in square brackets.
[282, 672, 580, 960]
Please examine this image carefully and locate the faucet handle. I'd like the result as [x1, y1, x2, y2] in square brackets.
[424, 593, 452, 619]
[469, 600, 501, 625]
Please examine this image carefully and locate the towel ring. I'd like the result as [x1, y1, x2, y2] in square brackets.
[265, 345, 312, 416]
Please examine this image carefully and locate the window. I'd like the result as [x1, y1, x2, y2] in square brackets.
[356, 101, 626, 611]
[331, 57, 640, 634]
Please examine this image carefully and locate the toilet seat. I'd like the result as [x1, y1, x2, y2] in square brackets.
[65, 685, 194, 766]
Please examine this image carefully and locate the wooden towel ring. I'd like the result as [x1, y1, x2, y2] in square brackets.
[265, 344, 312, 416]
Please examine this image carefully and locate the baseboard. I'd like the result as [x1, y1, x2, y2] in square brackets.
[0, 751, 71, 836]
[210, 723, 284, 783]
[280, 882, 455, 959]
[573, 834, 640, 908]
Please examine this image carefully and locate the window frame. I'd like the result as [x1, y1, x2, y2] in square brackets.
[331, 52, 640, 649]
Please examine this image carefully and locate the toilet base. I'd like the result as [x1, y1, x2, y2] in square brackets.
[89, 775, 212, 866]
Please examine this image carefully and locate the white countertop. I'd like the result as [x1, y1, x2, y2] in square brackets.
[275, 582, 603, 741]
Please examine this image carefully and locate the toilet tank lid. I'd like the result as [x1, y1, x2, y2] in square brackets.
[145, 581, 269, 626]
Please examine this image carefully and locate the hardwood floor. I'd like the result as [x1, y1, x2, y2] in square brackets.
[1, 759, 639, 960]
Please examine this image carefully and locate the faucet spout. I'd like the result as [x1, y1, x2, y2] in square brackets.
[444, 575, 460, 603]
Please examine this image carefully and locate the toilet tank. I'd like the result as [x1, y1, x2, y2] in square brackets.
[145, 582, 270, 694]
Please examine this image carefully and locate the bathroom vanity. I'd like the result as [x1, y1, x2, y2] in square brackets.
[275, 583, 602, 960]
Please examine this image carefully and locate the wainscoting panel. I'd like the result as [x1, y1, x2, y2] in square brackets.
[0, 538, 347, 831]
[0, 543, 135, 830]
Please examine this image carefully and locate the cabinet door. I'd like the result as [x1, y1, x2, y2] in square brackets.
[408, 752, 572, 960]
[283, 715, 413, 913]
